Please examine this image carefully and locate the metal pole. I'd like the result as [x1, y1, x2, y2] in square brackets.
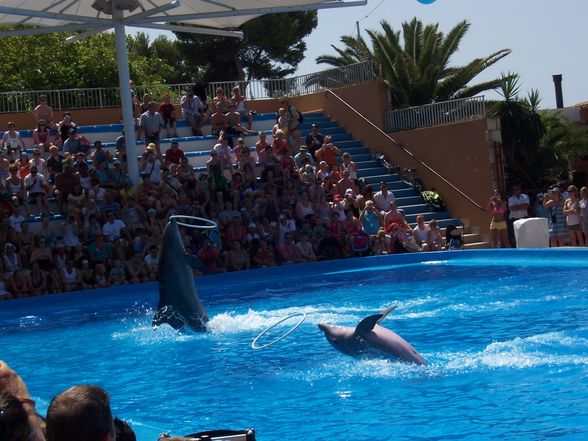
[113, 9, 139, 184]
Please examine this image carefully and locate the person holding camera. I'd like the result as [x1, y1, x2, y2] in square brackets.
[139, 144, 162, 185]
[487, 190, 509, 248]
[563, 185, 583, 246]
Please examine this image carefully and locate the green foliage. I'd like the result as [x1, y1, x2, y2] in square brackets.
[316, 18, 511, 108]
[174, 11, 317, 82]
[0, 28, 179, 91]
[0, 12, 317, 92]
[489, 73, 588, 188]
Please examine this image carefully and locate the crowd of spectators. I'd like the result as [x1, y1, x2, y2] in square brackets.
[0, 93, 449, 301]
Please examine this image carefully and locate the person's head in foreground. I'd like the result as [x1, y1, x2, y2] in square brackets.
[45, 385, 115, 441]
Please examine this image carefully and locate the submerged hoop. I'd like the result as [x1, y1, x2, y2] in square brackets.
[251, 313, 307, 350]
[169, 215, 217, 230]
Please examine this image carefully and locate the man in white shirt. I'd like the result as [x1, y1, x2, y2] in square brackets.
[102, 211, 127, 242]
[139, 101, 164, 153]
[24, 165, 50, 215]
[277, 213, 296, 245]
[373, 181, 396, 213]
[180, 88, 205, 136]
[8, 206, 25, 234]
[144, 245, 159, 280]
[507, 185, 530, 247]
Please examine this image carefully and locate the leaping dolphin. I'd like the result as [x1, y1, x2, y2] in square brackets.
[152, 218, 209, 332]
[317, 306, 426, 365]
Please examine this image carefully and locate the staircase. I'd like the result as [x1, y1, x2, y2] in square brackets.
[301, 112, 489, 249]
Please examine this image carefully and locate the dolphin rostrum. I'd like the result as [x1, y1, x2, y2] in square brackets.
[317, 306, 426, 365]
[152, 218, 209, 332]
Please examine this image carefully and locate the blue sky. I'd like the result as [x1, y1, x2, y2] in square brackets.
[142, 0, 587, 109]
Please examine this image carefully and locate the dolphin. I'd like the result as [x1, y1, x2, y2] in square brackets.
[317, 306, 426, 365]
[152, 218, 209, 332]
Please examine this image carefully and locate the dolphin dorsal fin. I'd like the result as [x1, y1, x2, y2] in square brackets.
[354, 306, 398, 337]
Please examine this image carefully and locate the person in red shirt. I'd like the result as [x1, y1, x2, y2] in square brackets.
[315, 135, 340, 167]
[158, 93, 178, 138]
[272, 129, 289, 159]
[164, 141, 186, 168]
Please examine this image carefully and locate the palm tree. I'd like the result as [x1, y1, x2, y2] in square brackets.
[490, 73, 588, 188]
[316, 18, 511, 109]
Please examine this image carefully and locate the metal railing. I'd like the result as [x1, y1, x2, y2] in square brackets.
[384, 96, 486, 132]
[0, 61, 375, 114]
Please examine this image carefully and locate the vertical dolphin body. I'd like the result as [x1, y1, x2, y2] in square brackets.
[152, 218, 209, 332]
[317, 306, 426, 365]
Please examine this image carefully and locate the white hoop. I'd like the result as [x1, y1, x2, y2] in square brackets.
[251, 313, 307, 350]
[169, 215, 217, 230]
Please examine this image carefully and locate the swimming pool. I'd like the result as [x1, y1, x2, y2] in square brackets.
[1, 249, 587, 440]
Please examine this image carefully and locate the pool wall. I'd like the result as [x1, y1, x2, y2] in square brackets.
[2, 248, 587, 320]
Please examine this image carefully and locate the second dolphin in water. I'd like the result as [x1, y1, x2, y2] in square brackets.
[317, 306, 426, 365]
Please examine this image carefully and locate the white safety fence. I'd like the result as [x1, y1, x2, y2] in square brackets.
[0, 61, 375, 113]
[385, 96, 486, 132]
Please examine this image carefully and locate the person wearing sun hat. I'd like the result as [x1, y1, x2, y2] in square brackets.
[138, 143, 162, 184]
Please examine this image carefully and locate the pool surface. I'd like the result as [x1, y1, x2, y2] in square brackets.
[1, 249, 588, 440]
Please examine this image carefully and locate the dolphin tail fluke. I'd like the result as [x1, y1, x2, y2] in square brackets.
[152, 305, 187, 330]
[377, 306, 397, 324]
[354, 306, 398, 337]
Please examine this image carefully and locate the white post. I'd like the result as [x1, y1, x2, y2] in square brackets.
[113, 8, 139, 184]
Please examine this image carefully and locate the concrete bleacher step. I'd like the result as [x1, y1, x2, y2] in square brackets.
[357, 167, 390, 178]
[395, 195, 424, 206]
[339, 153, 372, 163]
[385, 188, 419, 199]
[353, 159, 382, 170]
[404, 211, 458, 225]
[336, 140, 364, 148]
[362, 174, 404, 185]
[399, 203, 433, 215]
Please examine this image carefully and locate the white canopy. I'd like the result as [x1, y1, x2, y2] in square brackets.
[0, 0, 366, 182]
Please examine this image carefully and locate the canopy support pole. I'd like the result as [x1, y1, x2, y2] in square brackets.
[113, 9, 139, 184]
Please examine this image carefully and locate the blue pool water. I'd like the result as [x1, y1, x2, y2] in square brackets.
[1, 249, 588, 440]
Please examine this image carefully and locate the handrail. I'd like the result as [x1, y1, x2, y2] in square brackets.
[385, 96, 486, 132]
[326, 89, 486, 211]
